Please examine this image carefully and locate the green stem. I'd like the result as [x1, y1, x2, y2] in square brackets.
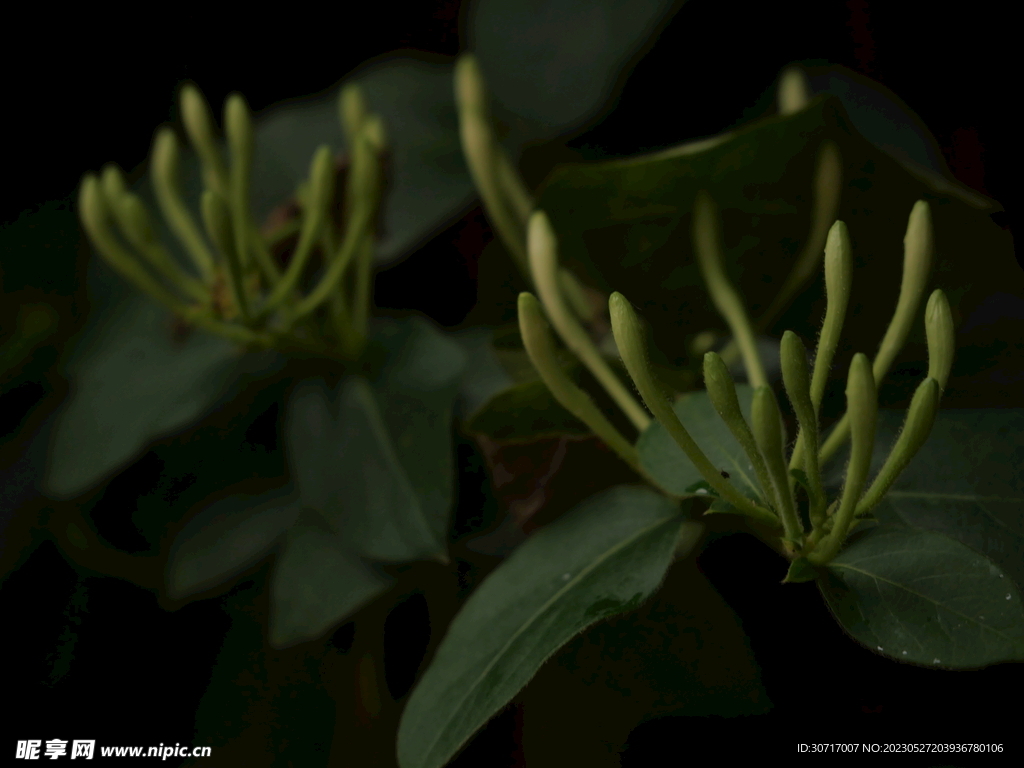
[201, 189, 249, 322]
[692, 190, 767, 389]
[529, 211, 651, 433]
[610, 292, 779, 528]
[225, 93, 256, 281]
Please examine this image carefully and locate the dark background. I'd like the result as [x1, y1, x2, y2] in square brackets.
[2, 1, 1020, 765]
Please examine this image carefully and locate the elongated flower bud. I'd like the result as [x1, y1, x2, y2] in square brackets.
[810, 353, 877, 564]
[925, 289, 954, 391]
[751, 385, 800, 541]
[856, 377, 940, 516]
[454, 53, 487, 117]
[609, 294, 778, 527]
[781, 331, 826, 523]
[703, 352, 777, 511]
[340, 82, 368, 142]
[777, 65, 810, 115]
[518, 292, 637, 469]
[225, 93, 254, 275]
[180, 83, 228, 197]
[530, 213, 650, 432]
[813, 219, 852, 413]
[149, 127, 217, 283]
[100, 163, 128, 205]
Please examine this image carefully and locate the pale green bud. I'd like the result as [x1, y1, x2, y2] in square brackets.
[856, 377, 940, 516]
[925, 289, 954, 391]
[780, 331, 811, 412]
[519, 292, 638, 470]
[777, 65, 810, 115]
[224, 92, 254, 170]
[752, 384, 800, 540]
[823, 220, 853, 329]
[846, 352, 878, 466]
[180, 84, 228, 197]
[454, 53, 487, 116]
[339, 82, 368, 141]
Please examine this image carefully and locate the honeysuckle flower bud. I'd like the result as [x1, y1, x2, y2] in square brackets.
[79, 175, 190, 315]
[818, 202, 932, 467]
[780, 331, 826, 524]
[150, 127, 217, 283]
[225, 93, 255, 271]
[777, 65, 810, 115]
[454, 54, 529, 273]
[180, 83, 229, 198]
[925, 289, 955, 391]
[692, 190, 767, 388]
[340, 82, 369, 141]
[855, 377, 940, 517]
[751, 385, 801, 542]
[518, 292, 638, 470]
[261, 145, 335, 317]
[611, 293, 779, 527]
[530, 212, 650, 432]
[703, 351, 777, 511]
[812, 219, 853, 412]
[810, 353, 877, 564]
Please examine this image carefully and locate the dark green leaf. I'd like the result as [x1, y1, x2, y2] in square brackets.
[820, 526, 1024, 668]
[285, 375, 445, 564]
[397, 485, 686, 768]
[371, 317, 467, 541]
[270, 508, 392, 649]
[825, 408, 1024, 595]
[166, 490, 299, 600]
[449, 327, 516, 420]
[637, 383, 767, 506]
[783, 557, 819, 584]
[43, 293, 281, 499]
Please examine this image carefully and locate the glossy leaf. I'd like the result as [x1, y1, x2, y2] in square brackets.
[43, 290, 282, 499]
[166, 490, 300, 600]
[637, 383, 767, 506]
[270, 508, 392, 649]
[822, 408, 1024, 595]
[397, 484, 686, 768]
[820, 526, 1024, 668]
[285, 375, 444, 564]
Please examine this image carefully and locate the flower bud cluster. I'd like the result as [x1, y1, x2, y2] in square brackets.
[79, 83, 388, 360]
